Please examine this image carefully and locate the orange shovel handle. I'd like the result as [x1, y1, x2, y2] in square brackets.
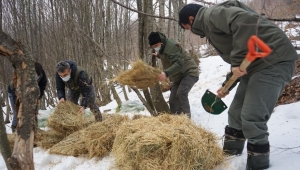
[221, 36, 272, 93]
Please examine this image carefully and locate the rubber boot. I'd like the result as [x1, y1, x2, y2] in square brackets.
[94, 111, 102, 122]
[223, 125, 246, 155]
[246, 142, 270, 170]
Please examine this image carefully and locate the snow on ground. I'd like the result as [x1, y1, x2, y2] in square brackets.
[1, 56, 300, 170]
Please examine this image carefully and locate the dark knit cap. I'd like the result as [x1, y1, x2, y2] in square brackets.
[148, 32, 161, 46]
[179, 4, 203, 28]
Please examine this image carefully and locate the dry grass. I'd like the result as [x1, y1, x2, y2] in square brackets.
[112, 114, 225, 170]
[49, 130, 88, 156]
[47, 101, 93, 135]
[113, 60, 161, 90]
[83, 114, 129, 158]
[48, 114, 129, 158]
[7, 128, 65, 150]
[36, 130, 66, 149]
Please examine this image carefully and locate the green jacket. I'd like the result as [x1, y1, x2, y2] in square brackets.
[191, 1, 299, 75]
[157, 32, 199, 82]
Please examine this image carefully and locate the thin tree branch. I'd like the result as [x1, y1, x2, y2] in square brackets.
[111, 0, 177, 21]
[266, 17, 300, 22]
[193, 0, 216, 6]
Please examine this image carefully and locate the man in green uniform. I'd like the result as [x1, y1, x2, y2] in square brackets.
[179, 1, 299, 169]
[148, 31, 199, 118]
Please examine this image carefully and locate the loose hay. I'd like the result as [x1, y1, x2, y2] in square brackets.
[49, 130, 88, 156]
[48, 101, 91, 135]
[112, 114, 225, 170]
[113, 60, 161, 90]
[83, 114, 129, 158]
[36, 130, 66, 149]
[49, 114, 129, 158]
[7, 128, 64, 150]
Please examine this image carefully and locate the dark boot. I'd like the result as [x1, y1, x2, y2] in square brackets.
[94, 111, 102, 122]
[223, 125, 246, 155]
[11, 125, 16, 133]
[246, 142, 270, 170]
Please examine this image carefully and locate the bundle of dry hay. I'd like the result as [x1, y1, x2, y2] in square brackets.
[113, 60, 161, 90]
[112, 114, 225, 170]
[7, 128, 64, 150]
[50, 130, 88, 156]
[48, 101, 94, 135]
[49, 114, 129, 158]
[82, 114, 129, 158]
[36, 130, 66, 149]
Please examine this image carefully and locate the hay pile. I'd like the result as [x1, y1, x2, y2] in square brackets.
[113, 60, 161, 90]
[6, 128, 64, 150]
[49, 114, 129, 158]
[36, 130, 66, 149]
[48, 101, 93, 135]
[83, 114, 129, 158]
[112, 114, 225, 170]
[50, 130, 88, 156]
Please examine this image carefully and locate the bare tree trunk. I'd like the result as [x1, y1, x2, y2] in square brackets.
[4, 92, 10, 123]
[158, 0, 165, 31]
[0, 31, 38, 170]
[111, 83, 122, 106]
[0, 92, 12, 169]
[150, 54, 170, 113]
[167, 0, 171, 37]
[131, 87, 156, 116]
[0, 0, 2, 32]
[122, 85, 129, 101]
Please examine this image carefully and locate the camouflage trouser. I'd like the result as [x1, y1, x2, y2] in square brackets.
[67, 85, 102, 121]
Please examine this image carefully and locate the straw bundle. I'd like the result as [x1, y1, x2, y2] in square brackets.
[47, 101, 86, 135]
[83, 114, 129, 158]
[6, 128, 64, 150]
[36, 130, 66, 149]
[112, 114, 225, 170]
[49, 130, 88, 156]
[113, 60, 161, 90]
[48, 114, 128, 158]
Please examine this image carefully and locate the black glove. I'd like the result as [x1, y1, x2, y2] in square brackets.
[222, 72, 241, 91]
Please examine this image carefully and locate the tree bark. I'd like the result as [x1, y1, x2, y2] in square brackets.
[0, 31, 38, 170]
[4, 91, 10, 123]
[131, 87, 157, 116]
[122, 85, 129, 101]
[150, 54, 170, 114]
[111, 83, 122, 106]
[0, 94, 12, 169]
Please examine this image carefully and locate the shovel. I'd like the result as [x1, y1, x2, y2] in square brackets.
[201, 35, 272, 115]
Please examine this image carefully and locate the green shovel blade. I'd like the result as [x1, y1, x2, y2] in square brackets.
[201, 89, 228, 115]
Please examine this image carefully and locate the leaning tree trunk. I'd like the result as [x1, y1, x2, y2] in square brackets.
[0, 93, 12, 168]
[0, 31, 38, 170]
[150, 53, 170, 114]
[4, 91, 11, 124]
